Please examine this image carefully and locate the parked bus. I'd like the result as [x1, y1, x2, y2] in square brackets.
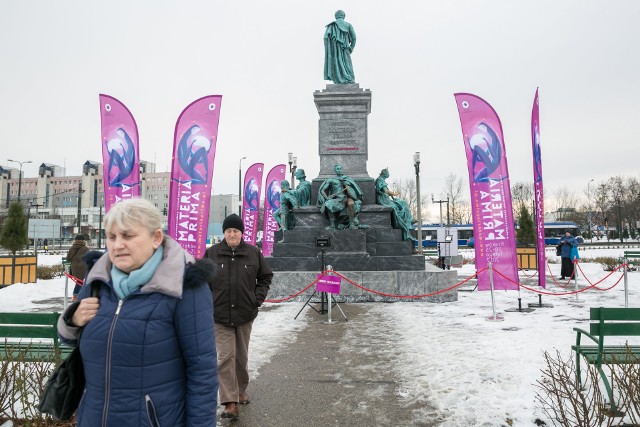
[542, 221, 584, 245]
[414, 221, 583, 248]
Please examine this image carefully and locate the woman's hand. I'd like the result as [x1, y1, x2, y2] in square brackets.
[72, 297, 100, 327]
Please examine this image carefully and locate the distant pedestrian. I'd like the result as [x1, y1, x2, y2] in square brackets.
[559, 229, 578, 280]
[204, 213, 273, 420]
[66, 234, 89, 302]
[43, 238, 49, 254]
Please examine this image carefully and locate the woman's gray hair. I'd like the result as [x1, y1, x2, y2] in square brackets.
[104, 198, 163, 235]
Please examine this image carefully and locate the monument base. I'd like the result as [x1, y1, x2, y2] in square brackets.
[270, 266, 458, 303]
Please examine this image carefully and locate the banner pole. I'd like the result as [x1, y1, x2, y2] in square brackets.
[506, 286, 535, 313]
[486, 262, 504, 322]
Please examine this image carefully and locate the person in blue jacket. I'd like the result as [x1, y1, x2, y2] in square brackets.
[57, 198, 218, 426]
[559, 229, 578, 280]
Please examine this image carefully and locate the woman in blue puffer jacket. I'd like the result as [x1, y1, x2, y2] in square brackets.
[57, 198, 218, 426]
[559, 229, 578, 280]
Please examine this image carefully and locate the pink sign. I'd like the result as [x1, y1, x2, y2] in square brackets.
[167, 95, 223, 258]
[531, 89, 546, 288]
[261, 164, 286, 256]
[454, 93, 519, 291]
[316, 274, 342, 294]
[99, 94, 141, 212]
[242, 163, 264, 245]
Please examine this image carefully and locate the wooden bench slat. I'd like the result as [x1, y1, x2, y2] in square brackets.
[0, 311, 67, 362]
[591, 323, 640, 336]
[590, 307, 640, 321]
[0, 312, 59, 325]
[0, 326, 58, 338]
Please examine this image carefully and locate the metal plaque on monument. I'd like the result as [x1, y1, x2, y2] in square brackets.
[311, 84, 374, 205]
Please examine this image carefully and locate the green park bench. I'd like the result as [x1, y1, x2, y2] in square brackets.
[572, 307, 640, 413]
[624, 251, 640, 271]
[0, 312, 72, 362]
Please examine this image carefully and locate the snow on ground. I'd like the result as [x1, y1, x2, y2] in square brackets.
[1, 248, 638, 426]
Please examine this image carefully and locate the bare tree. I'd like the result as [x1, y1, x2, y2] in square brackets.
[511, 181, 534, 223]
[550, 186, 581, 222]
[390, 178, 430, 224]
[441, 173, 465, 224]
[624, 176, 640, 238]
[456, 200, 473, 224]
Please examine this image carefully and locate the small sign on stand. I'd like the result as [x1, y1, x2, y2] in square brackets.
[315, 270, 347, 323]
[315, 273, 341, 294]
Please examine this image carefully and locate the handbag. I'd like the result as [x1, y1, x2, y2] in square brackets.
[555, 243, 562, 256]
[39, 283, 100, 420]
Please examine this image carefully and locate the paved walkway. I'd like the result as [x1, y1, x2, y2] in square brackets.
[218, 303, 438, 427]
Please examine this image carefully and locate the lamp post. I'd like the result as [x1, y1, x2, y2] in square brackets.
[238, 156, 247, 215]
[8, 159, 32, 201]
[413, 152, 422, 253]
[431, 195, 450, 226]
[288, 153, 298, 189]
[587, 179, 594, 242]
[617, 198, 623, 243]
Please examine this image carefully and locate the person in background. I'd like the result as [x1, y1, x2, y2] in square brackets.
[66, 234, 89, 302]
[205, 213, 273, 420]
[559, 229, 578, 280]
[57, 198, 218, 426]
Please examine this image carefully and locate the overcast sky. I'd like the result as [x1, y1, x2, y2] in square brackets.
[1, 1, 638, 217]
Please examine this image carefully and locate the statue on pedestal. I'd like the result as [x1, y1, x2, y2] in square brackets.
[375, 168, 416, 241]
[294, 168, 311, 206]
[318, 164, 367, 230]
[275, 180, 299, 231]
[324, 10, 356, 84]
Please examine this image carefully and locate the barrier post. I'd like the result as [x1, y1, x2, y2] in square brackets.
[624, 258, 629, 308]
[573, 261, 583, 303]
[486, 262, 504, 322]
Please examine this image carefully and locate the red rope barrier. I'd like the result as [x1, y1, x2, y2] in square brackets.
[263, 267, 487, 303]
[264, 259, 626, 303]
[264, 274, 323, 303]
[493, 263, 623, 296]
[332, 268, 486, 299]
[64, 272, 84, 286]
[575, 262, 626, 291]
[545, 260, 577, 288]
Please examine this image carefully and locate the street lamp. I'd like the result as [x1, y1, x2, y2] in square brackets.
[288, 153, 298, 189]
[432, 195, 450, 226]
[8, 159, 32, 201]
[238, 156, 247, 215]
[587, 178, 594, 242]
[413, 152, 422, 253]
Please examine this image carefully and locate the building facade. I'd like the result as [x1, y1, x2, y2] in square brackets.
[0, 160, 237, 246]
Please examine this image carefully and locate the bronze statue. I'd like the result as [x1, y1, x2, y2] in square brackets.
[375, 168, 416, 241]
[324, 10, 356, 84]
[317, 164, 367, 229]
[294, 168, 311, 206]
[275, 180, 299, 231]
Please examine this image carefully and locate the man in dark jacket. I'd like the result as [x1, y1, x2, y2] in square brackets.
[205, 213, 273, 420]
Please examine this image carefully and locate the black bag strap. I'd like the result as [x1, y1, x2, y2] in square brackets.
[90, 281, 101, 299]
[77, 282, 101, 342]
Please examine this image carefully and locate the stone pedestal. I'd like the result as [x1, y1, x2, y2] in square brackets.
[311, 84, 374, 206]
[266, 83, 458, 303]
